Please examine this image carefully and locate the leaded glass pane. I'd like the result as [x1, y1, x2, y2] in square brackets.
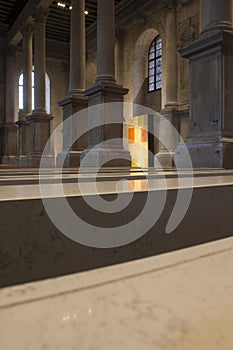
[19, 86, 23, 109]
[156, 81, 162, 89]
[32, 71, 34, 87]
[156, 49, 162, 57]
[157, 58, 162, 66]
[149, 61, 155, 69]
[149, 76, 154, 83]
[149, 45, 155, 54]
[149, 52, 155, 60]
[149, 83, 154, 91]
[149, 68, 154, 76]
[19, 74, 23, 86]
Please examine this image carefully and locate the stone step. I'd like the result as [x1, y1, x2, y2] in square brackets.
[0, 171, 232, 288]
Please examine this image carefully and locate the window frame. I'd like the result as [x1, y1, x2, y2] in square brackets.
[18, 69, 50, 114]
[148, 35, 162, 93]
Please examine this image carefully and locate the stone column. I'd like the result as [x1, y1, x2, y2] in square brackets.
[26, 7, 53, 167]
[81, 0, 131, 167]
[2, 45, 18, 165]
[69, 0, 86, 95]
[156, 3, 178, 168]
[201, 0, 233, 35]
[176, 0, 233, 169]
[115, 28, 125, 86]
[96, 0, 115, 82]
[23, 23, 33, 116]
[15, 21, 33, 165]
[57, 0, 88, 168]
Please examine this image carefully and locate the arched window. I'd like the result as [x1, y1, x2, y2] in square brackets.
[148, 36, 162, 92]
[19, 70, 50, 114]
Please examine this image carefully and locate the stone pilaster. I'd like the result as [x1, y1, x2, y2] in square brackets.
[57, 0, 88, 168]
[175, 0, 233, 169]
[156, 3, 178, 168]
[25, 7, 53, 167]
[15, 21, 33, 165]
[2, 45, 17, 165]
[81, 0, 131, 167]
[115, 28, 125, 86]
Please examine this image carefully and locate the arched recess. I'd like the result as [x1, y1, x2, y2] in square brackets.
[133, 28, 162, 167]
[133, 28, 161, 109]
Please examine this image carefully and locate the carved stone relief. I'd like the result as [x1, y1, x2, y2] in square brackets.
[178, 14, 199, 45]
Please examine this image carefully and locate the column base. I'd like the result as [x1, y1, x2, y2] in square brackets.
[2, 156, 18, 166]
[175, 137, 233, 169]
[25, 113, 54, 168]
[24, 154, 55, 168]
[0, 122, 18, 165]
[15, 118, 29, 158]
[14, 155, 30, 167]
[179, 30, 233, 170]
[155, 108, 179, 169]
[58, 94, 88, 168]
[57, 150, 83, 168]
[155, 151, 175, 169]
[81, 81, 130, 168]
[81, 147, 131, 168]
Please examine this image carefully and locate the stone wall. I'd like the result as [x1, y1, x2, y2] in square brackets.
[47, 59, 69, 156]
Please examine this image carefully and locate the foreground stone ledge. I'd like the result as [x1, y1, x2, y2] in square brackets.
[0, 176, 232, 288]
[0, 237, 232, 350]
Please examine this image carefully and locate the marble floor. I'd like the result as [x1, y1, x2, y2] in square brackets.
[0, 168, 232, 201]
[0, 237, 232, 350]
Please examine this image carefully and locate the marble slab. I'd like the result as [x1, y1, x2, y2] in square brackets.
[0, 237, 232, 350]
[0, 169, 232, 287]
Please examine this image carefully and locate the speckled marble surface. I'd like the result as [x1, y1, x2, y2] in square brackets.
[0, 237, 232, 350]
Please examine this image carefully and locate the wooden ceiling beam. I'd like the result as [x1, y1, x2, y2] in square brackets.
[7, 0, 54, 45]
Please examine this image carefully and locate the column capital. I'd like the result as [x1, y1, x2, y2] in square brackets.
[167, 0, 178, 11]
[33, 6, 49, 24]
[21, 21, 34, 37]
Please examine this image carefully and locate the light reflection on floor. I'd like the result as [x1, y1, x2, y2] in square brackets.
[0, 168, 232, 202]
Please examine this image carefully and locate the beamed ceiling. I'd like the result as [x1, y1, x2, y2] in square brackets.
[47, 0, 123, 42]
[0, 0, 138, 43]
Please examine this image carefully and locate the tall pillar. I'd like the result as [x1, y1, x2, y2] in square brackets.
[26, 7, 53, 167]
[57, 0, 88, 168]
[156, 3, 178, 168]
[81, 0, 131, 167]
[176, 0, 233, 169]
[2, 45, 18, 165]
[115, 28, 125, 86]
[201, 0, 233, 35]
[16, 21, 33, 164]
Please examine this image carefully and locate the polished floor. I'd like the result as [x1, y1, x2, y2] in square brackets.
[0, 237, 232, 350]
[0, 168, 232, 201]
